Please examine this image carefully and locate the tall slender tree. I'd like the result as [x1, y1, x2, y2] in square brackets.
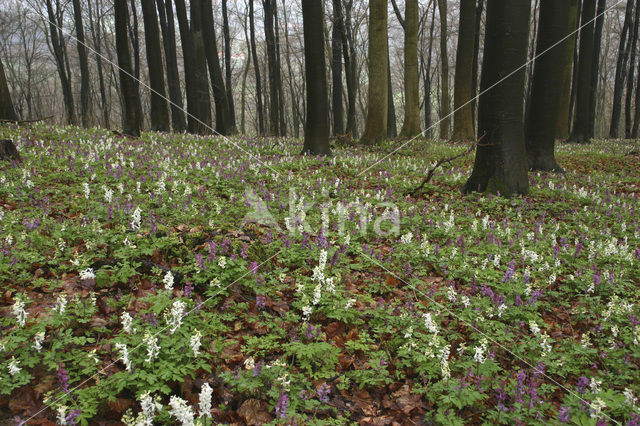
[423, 0, 436, 135]
[436, 0, 451, 139]
[568, 0, 596, 143]
[88, 0, 110, 128]
[221, 0, 237, 132]
[301, 0, 331, 155]
[526, 0, 572, 172]
[452, 0, 477, 141]
[397, 0, 421, 138]
[343, 0, 358, 137]
[360, 0, 388, 145]
[141, 0, 169, 132]
[249, 0, 265, 135]
[589, 0, 606, 137]
[609, 0, 634, 138]
[331, 0, 345, 136]
[387, 50, 397, 139]
[190, 0, 213, 134]
[0, 59, 18, 121]
[471, 0, 484, 124]
[114, 0, 142, 136]
[200, 0, 233, 135]
[462, 0, 531, 196]
[72, 0, 92, 127]
[555, 0, 580, 139]
[263, 0, 281, 136]
[156, 0, 186, 132]
[625, 0, 640, 138]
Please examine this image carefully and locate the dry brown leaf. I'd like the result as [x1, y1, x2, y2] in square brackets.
[237, 399, 273, 425]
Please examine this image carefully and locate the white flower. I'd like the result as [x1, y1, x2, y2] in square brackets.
[115, 343, 132, 371]
[163, 271, 174, 291]
[33, 331, 45, 352]
[438, 345, 451, 380]
[79, 268, 95, 280]
[244, 357, 255, 370]
[590, 378, 602, 394]
[473, 339, 488, 364]
[168, 395, 195, 426]
[217, 256, 227, 268]
[589, 397, 606, 419]
[312, 284, 322, 305]
[167, 300, 186, 334]
[460, 295, 470, 307]
[8, 357, 21, 376]
[548, 273, 556, 285]
[143, 332, 160, 363]
[121, 312, 135, 333]
[104, 187, 113, 203]
[83, 182, 90, 199]
[404, 326, 413, 339]
[190, 330, 202, 358]
[497, 304, 507, 318]
[139, 391, 156, 425]
[345, 298, 356, 309]
[302, 305, 313, 320]
[447, 287, 457, 303]
[624, 388, 637, 406]
[57, 405, 68, 425]
[52, 294, 68, 315]
[88, 349, 99, 364]
[529, 320, 541, 335]
[131, 207, 142, 230]
[12, 298, 28, 327]
[199, 383, 213, 418]
[400, 232, 413, 245]
[423, 313, 439, 334]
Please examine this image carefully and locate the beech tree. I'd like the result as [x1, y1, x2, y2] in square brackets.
[462, 0, 531, 196]
[437, 0, 451, 139]
[114, 0, 142, 137]
[71, 0, 92, 128]
[0, 59, 18, 121]
[526, 0, 572, 172]
[360, 0, 388, 145]
[141, 0, 169, 132]
[452, 0, 477, 141]
[555, 0, 580, 140]
[301, 0, 331, 156]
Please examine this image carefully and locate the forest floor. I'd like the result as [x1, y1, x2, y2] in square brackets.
[0, 123, 639, 425]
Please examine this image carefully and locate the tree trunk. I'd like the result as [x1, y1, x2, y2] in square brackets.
[452, 0, 476, 141]
[526, 0, 572, 172]
[424, 0, 436, 136]
[0, 140, 21, 163]
[200, 0, 233, 136]
[568, 0, 596, 143]
[360, 0, 388, 145]
[567, 0, 582, 135]
[128, 0, 141, 99]
[436, 0, 451, 139]
[589, 0, 606, 138]
[387, 51, 397, 139]
[471, 0, 484, 127]
[141, 0, 169, 132]
[0, 60, 18, 122]
[72, 0, 92, 127]
[222, 0, 237, 133]
[156, 0, 186, 132]
[625, 0, 640, 138]
[301, 0, 331, 155]
[399, 0, 421, 138]
[343, 0, 358, 138]
[609, 0, 633, 139]
[331, 0, 345, 136]
[282, 0, 300, 137]
[174, 0, 206, 134]
[555, 0, 579, 140]
[45, 0, 76, 125]
[88, 0, 110, 128]
[114, 0, 142, 137]
[462, 0, 531, 196]
[263, 0, 281, 136]
[274, 3, 286, 136]
[249, 0, 265, 135]
[189, 0, 213, 134]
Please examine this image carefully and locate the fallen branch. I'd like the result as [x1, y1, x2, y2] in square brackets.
[0, 115, 53, 125]
[408, 133, 488, 196]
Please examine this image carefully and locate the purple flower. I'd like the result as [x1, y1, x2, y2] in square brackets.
[317, 384, 331, 403]
[253, 362, 263, 377]
[502, 260, 516, 283]
[249, 261, 258, 277]
[144, 312, 158, 328]
[256, 294, 266, 309]
[558, 406, 571, 423]
[184, 282, 194, 298]
[275, 391, 288, 419]
[57, 365, 69, 393]
[306, 323, 315, 340]
[195, 254, 205, 271]
[628, 414, 640, 426]
[576, 376, 589, 393]
[65, 410, 81, 426]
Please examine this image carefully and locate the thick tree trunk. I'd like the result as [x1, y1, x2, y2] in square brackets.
[0, 60, 18, 121]
[526, 0, 571, 172]
[200, 0, 232, 136]
[609, 0, 633, 139]
[301, 0, 331, 155]
[331, 0, 345, 136]
[249, 0, 265, 135]
[555, 0, 580, 140]
[221, 0, 237, 133]
[399, 0, 421, 138]
[72, 0, 92, 128]
[156, 0, 186, 132]
[471, 0, 484, 126]
[114, 0, 142, 137]
[589, 0, 606, 138]
[436, 0, 451, 139]
[0, 140, 21, 163]
[568, 0, 596, 143]
[625, 0, 640, 138]
[45, 0, 76, 125]
[141, 0, 169, 132]
[174, 0, 207, 134]
[462, 0, 531, 196]
[189, 0, 213, 135]
[452, 0, 476, 141]
[360, 0, 388, 145]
